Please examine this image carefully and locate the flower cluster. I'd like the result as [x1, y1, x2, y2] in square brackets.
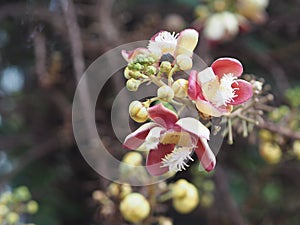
[122, 29, 253, 176]
[194, 0, 269, 42]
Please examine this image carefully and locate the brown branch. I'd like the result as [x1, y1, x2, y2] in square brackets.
[215, 167, 247, 225]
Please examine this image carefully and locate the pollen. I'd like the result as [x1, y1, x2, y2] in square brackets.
[161, 147, 194, 172]
[160, 131, 192, 147]
[211, 73, 239, 107]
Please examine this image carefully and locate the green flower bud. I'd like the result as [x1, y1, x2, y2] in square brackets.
[200, 193, 214, 208]
[126, 79, 142, 92]
[0, 204, 9, 216]
[145, 66, 157, 75]
[14, 186, 31, 202]
[6, 212, 20, 224]
[26, 200, 39, 214]
[260, 142, 282, 164]
[160, 61, 172, 73]
[132, 63, 144, 71]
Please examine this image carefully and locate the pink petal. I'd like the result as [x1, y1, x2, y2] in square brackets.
[176, 117, 210, 140]
[146, 144, 175, 176]
[229, 79, 253, 105]
[211, 57, 243, 79]
[195, 98, 229, 117]
[148, 104, 178, 129]
[188, 70, 204, 100]
[121, 48, 150, 62]
[194, 138, 216, 172]
[123, 122, 158, 150]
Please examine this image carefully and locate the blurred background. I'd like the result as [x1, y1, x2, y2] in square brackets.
[0, 0, 300, 225]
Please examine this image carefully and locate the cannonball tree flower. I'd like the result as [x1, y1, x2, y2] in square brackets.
[188, 57, 253, 117]
[123, 103, 215, 176]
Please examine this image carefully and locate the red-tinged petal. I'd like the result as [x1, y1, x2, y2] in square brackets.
[123, 122, 158, 150]
[211, 57, 243, 79]
[188, 70, 204, 100]
[229, 79, 253, 105]
[194, 138, 216, 172]
[150, 30, 167, 41]
[195, 98, 229, 117]
[176, 117, 210, 140]
[148, 103, 178, 129]
[146, 144, 175, 176]
[121, 48, 150, 62]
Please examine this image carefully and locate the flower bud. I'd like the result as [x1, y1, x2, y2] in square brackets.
[200, 193, 214, 208]
[120, 193, 150, 223]
[260, 142, 282, 164]
[195, 5, 210, 20]
[107, 183, 120, 197]
[171, 179, 189, 198]
[129, 101, 149, 123]
[0, 204, 9, 216]
[124, 67, 132, 79]
[14, 186, 31, 202]
[26, 200, 39, 214]
[172, 79, 188, 98]
[259, 129, 273, 142]
[252, 80, 263, 93]
[160, 61, 172, 73]
[176, 54, 192, 71]
[132, 63, 144, 71]
[120, 183, 132, 199]
[6, 212, 20, 224]
[172, 181, 199, 214]
[292, 140, 300, 160]
[145, 65, 157, 75]
[157, 85, 174, 102]
[126, 79, 142, 92]
[122, 152, 143, 166]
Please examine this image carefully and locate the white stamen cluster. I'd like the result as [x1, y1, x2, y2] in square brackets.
[161, 147, 194, 172]
[148, 31, 178, 57]
[211, 73, 239, 107]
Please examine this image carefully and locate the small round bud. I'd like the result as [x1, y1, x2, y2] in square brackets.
[0, 192, 13, 204]
[107, 183, 120, 197]
[292, 140, 300, 160]
[132, 63, 144, 71]
[120, 193, 150, 223]
[145, 66, 157, 75]
[200, 193, 214, 208]
[171, 79, 188, 98]
[252, 80, 263, 93]
[157, 85, 174, 102]
[129, 101, 149, 123]
[202, 180, 215, 192]
[6, 212, 20, 224]
[120, 183, 132, 199]
[160, 61, 172, 73]
[92, 190, 106, 202]
[176, 54, 193, 70]
[195, 5, 210, 20]
[14, 186, 31, 202]
[126, 79, 142, 92]
[259, 129, 273, 142]
[260, 142, 282, 164]
[124, 67, 132, 79]
[0, 204, 9, 216]
[122, 152, 143, 166]
[26, 200, 39, 214]
[171, 179, 189, 199]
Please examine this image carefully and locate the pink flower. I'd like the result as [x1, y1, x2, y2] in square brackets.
[123, 103, 216, 176]
[188, 57, 253, 117]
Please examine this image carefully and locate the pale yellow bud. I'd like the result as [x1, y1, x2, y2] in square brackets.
[120, 183, 132, 199]
[172, 79, 188, 98]
[175, 54, 193, 71]
[158, 217, 173, 225]
[260, 142, 282, 164]
[126, 78, 141, 92]
[160, 61, 172, 73]
[26, 200, 39, 214]
[129, 101, 149, 123]
[292, 140, 300, 160]
[107, 183, 120, 197]
[120, 193, 150, 223]
[171, 179, 189, 198]
[122, 152, 143, 166]
[175, 29, 199, 57]
[6, 212, 20, 224]
[200, 193, 214, 208]
[124, 67, 132, 79]
[0, 204, 9, 216]
[237, 0, 269, 23]
[259, 129, 273, 142]
[172, 181, 199, 214]
[157, 85, 174, 102]
[252, 81, 263, 93]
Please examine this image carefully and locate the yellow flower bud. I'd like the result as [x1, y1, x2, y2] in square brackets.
[107, 183, 120, 197]
[171, 79, 188, 98]
[124, 67, 132, 79]
[129, 101, 149, 123]
[260, 142, 282, 164]
[122, 152, 143, 166]
[175, 54, 192, 71]
[292, 140, 300, 160]
[14, 186, 31, 201]
[175, 29, 199, 57]
[126, 78, 142, 91]
[120, 193, 150, 223]
[26, 200, 39, 214]
[171, 179, 189, 198]
[6, 212, 20, 224]
[259, 129, 273, 142]
[0, 192, 13, 204]
[160, 61, 172, 73]
[0, 204, 9, 216]
[195, 5, 210, 20]
[200, 193, 214, 208]
[237, 0, 269, 23]
[158, 217, 173, 225]
[157, 85, 174, 102]
[120, 183, 132, 199]
[172, 181, 199, 214]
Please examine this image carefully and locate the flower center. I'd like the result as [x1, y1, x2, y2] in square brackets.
[211, 73, 239, 107]
[160, 131, 192, 147]
[148, 31, 178, 57]
[161, 147, 194, 172]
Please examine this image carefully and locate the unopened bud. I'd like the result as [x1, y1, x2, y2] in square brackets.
[293, 140, 300, 160]
[129, 101, 149, 122]
[160, 61, 172, 73]
[145, 65, 157, 75]
[157, 85, 174, 102]
[176, 54, 193, 70]
[260, 142, 282, 164]
[126, 79, 142, 91]
[122, 152, 143, 166]
[172, 79, 188, 98]
[124, 67, 132, 79]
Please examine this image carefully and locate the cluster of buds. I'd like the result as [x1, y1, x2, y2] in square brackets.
[123, 29, 255, 177]
[194, 0, 269, 42]
[0, 186, 38, 225]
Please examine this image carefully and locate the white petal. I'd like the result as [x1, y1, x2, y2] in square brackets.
[145, 126, 166, 150]
[176, 117, 210, 140]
